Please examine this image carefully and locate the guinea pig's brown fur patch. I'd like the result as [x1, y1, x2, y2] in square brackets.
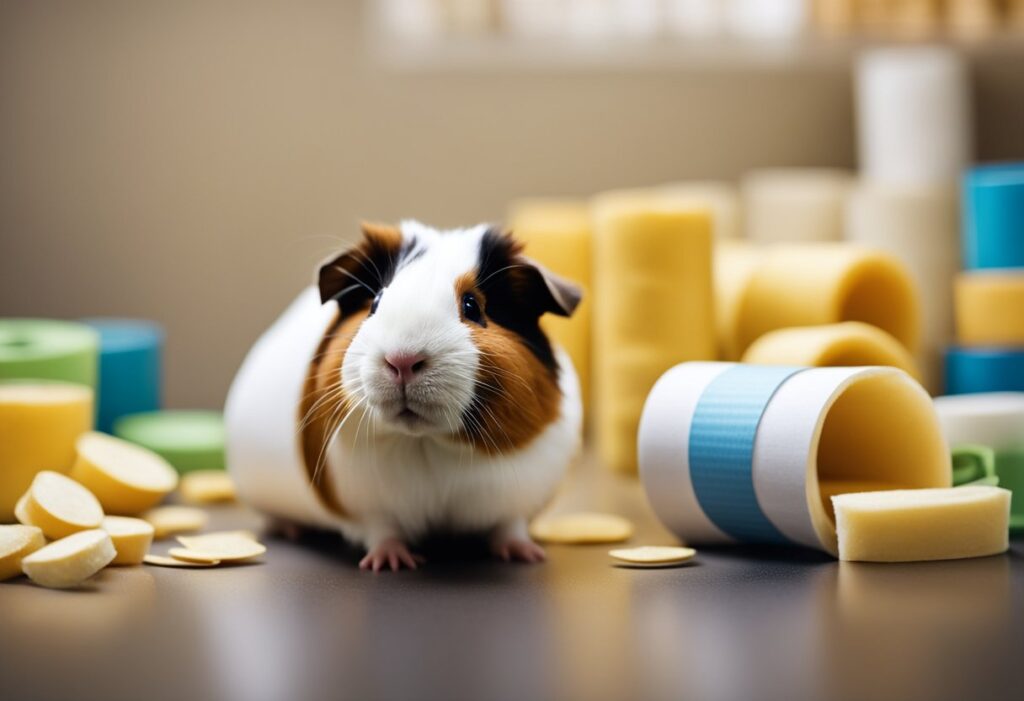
[455, 263, 563, 455]
[299, 308, 371, 517]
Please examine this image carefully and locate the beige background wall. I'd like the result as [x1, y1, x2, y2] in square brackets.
[2, 0, 1022, 408]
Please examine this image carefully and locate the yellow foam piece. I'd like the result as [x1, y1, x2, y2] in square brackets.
[17, 470, 104, 540]
[741, 322, 921, 381]
[179, 470, 237, 504]
[530, 512, 635, 544]
[70, 431, 179, 515]
[101, 516, 154, 565]
[175, 531, 266, 562]
[507, 199, 592, 410]
[723, 243, 920, 359]
[656, 181, 741, 240]
[713, 242, 766, 360]
[954, 272, 1024, 347]
[143, 553, 220, 568]
[0, 524, 45, 580]
[142, 505, 208, 539]
[608, 545, 696, 566]
[833, 486, 1010, 562]
[21, 529, 116, 589]
[592, 194, 715, 473]
[0, 382, 93, 521]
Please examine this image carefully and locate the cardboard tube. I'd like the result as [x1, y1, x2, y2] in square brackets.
[845, 182, 960, 391]
[856, 46, 971, 187]
[714, 241, 766, 360]
[741, 322, 921, 381]
[81, 319, 163, 434]
[733, 243, 921, 358]
[0, 319, 99, 389]
[742, 169, 852, 243]
[507, 199, 592, 411]
[657, 181, 741, 240]
[592, 194, 714, 474]
[639, 362, 950, 555]
[954, 271, 1024, 347]
[963, 163, 1024, 270]
[224, 288, 339, 528]
[0, 382, 93, 522]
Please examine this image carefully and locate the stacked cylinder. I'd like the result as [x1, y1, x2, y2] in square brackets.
[947, 162, 1024, 394]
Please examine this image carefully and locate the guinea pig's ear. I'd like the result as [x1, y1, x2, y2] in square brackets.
[520, 256, 583, 318]
[317, 222, 403, 315]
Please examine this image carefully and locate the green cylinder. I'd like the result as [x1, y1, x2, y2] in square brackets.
[114, 410, 225, 474]
[0, 319, 99, 388]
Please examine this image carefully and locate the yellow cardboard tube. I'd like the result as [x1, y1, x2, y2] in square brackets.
[741, 322, 922, 381]
[714, 241, 767, 360]
[656, 181, 741, 240]
[592, 193, 715, 474]
[0, 382, 94, 522]
[954, 272, 1024, 347]
[507, 199, 592, 412]
[730, 243, 920, 359]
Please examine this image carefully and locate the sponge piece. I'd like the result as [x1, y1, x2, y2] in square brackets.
[70, 431, 178, 515]
[21, 529, 116, 589]
[17, 470, 104, 540]
[833, 486, 1010, 562]
[0, 525, 45, 580]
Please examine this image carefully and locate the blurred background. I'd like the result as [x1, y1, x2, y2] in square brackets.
[2, 0, 1024, 410]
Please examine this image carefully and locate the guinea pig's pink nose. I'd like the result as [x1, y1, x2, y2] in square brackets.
[384, 352, 428, 384]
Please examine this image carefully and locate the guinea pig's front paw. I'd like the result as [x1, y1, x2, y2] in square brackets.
[359, 538, 425, 572]
[490, 537, 546, 564]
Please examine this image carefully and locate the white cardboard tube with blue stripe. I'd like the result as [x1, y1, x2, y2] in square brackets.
[638, 362, 951, 555]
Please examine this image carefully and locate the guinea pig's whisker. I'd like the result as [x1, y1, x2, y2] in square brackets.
[475, 263, 526, 289]
[330, 266, 377, 297]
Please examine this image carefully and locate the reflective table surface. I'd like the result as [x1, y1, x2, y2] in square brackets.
[2, 454, 1022, 701]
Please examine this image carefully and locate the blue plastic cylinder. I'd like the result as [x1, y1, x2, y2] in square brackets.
[962, 162, 1024, 270]
[81, 318, 163, 433]
[945, 346, 1024, 394]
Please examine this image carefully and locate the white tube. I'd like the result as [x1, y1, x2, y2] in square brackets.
[933, 393, 1024, 452]
[855, 46, 972, 187]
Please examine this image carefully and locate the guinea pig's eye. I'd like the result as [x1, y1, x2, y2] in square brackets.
[461, 292, 485, 326]
[369, 289, 383, 316]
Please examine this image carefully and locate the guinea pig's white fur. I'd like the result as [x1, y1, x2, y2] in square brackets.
[316, 221, 582, 568]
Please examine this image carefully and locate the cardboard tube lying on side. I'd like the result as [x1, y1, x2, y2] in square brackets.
[507, 199, 592, 411]
[733, 243, 921, 358]
[592, 194, 715, 474]
[741, 322, 921, 381]
[638, 362, 950, 556]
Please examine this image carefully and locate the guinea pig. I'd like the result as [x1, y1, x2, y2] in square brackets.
[225, 220, 583, 571]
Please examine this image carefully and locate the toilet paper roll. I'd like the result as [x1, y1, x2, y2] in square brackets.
[0, 319, 99, 389]
[741, 322, 921, 381]
[657, 181, 741, 241]
[114, 411, 224, 474]
[224, 288, 340, 527]
[742, 169, 853, 243]
[933, 392, 1024, 452]
[507, 199, 592, 411]
[963, 162, 1024, 270]
[845, 182, 960, 391]
[954, 271, 1024, 347]
[638, 362, 950, 555]
[592, 195, 715, 474]
[856, 47, 971, 187]
[81, 319, 163, 433]
[945, 347, 1024, 395]
[730, 243, 921, 359]
[0, 381, 94, 521]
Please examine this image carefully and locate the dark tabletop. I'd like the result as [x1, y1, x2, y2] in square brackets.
[2, 451, 1022, 701]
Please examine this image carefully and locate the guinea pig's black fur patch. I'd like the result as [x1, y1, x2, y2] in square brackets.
[475, 228, 559, 377]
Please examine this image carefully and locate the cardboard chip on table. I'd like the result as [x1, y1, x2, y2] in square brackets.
[144, 554, 221, 568]
[529, 512, 634, 545]
[179, 470, 236, 504]
[142, 505, 208, 539]
[608, 545, 697, 567]
[175, 531, 266, 562]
